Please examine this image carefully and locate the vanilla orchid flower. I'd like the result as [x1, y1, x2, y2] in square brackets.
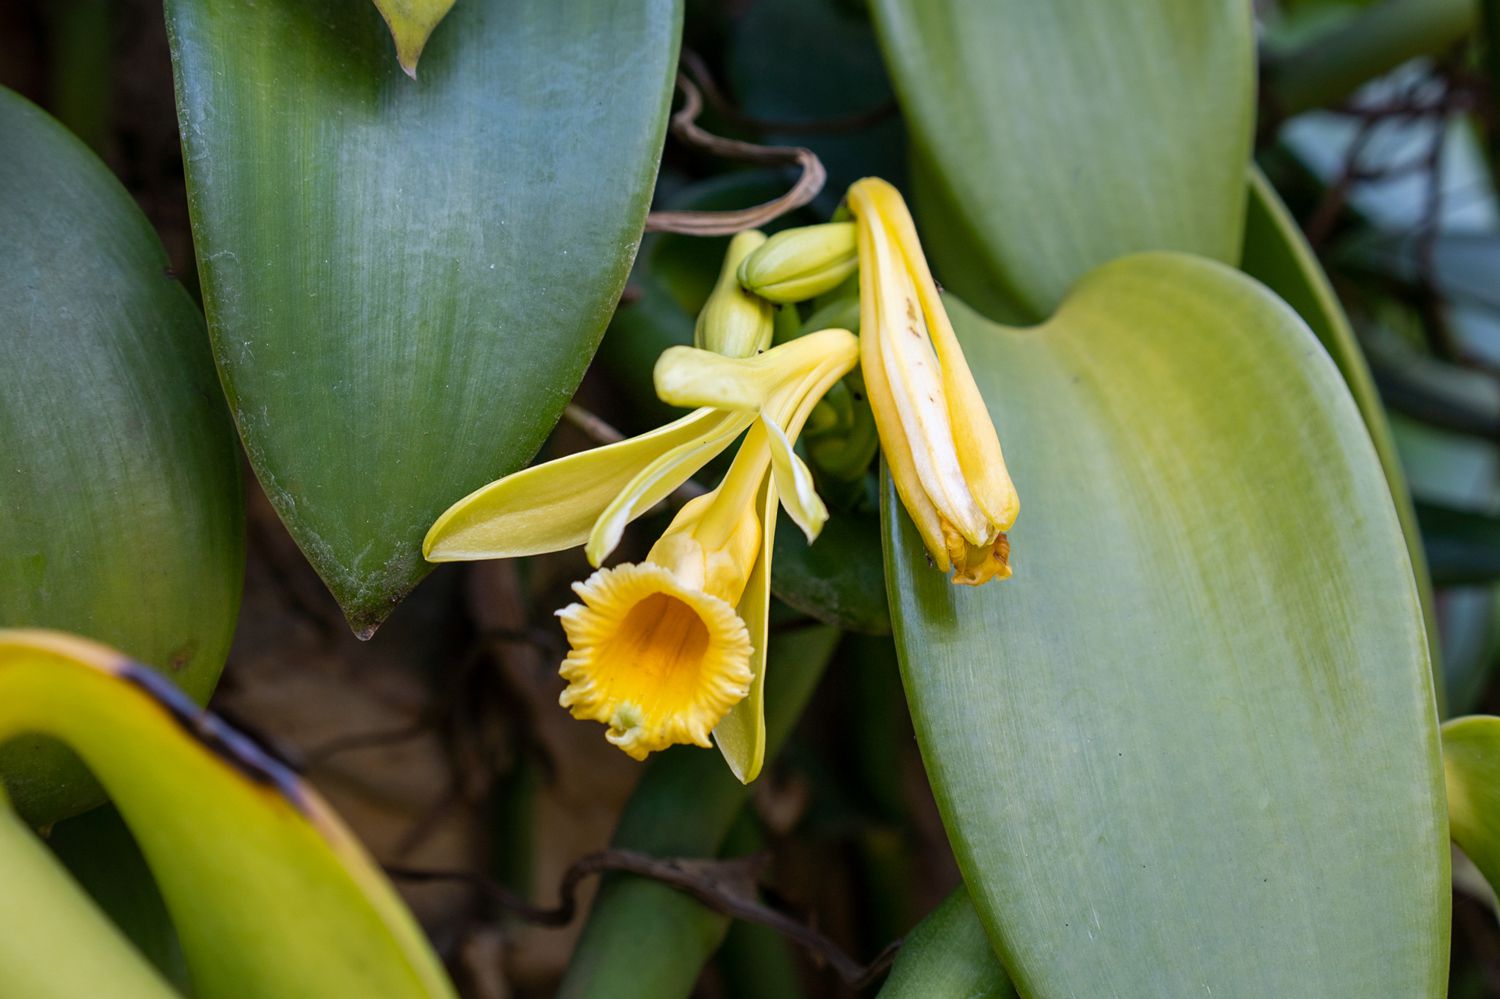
[424, 328, 858, 780]
[847, 177, 1019, 585]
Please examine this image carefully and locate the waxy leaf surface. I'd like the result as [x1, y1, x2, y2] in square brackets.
[887, 255, 1448, 995]
[1240, 167, 1440, 697]
[0, 89, 243, 823]
[165, 0, 680, 633]
[873, 0, 1254, 319]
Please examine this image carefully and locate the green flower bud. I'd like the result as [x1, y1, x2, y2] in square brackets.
[695, 231, 774, 358]
[737, 222, 858, 304]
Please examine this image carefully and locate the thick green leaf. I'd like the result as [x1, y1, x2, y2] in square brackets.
[1443, 715, 1500, 894]
[1240, 167, 1442, 704]
[559, 623, 841, 999]
[0, 791, 175, 999]
[887, 255, 1447, 995]
[0, 629, 455, 999]
[165, 0, 681, 634]
[879, 890, 1014, 999]
[871, 0, 1254, 319]
[0, 89, 244, 823]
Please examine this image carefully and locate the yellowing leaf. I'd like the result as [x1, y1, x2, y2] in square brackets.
[0, 630, 455, 999]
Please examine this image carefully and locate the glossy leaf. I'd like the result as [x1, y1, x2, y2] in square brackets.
[878, 890, 1014, 999]
[0, 792, 175, 999]
[1443, 715, 1500, 894]
[887, 256, 1447, 995]
[0, 88, 244, 823]
[0, 629, 455, 999]
[370, 0, 456, 76]
[1240, 167, 1441, 700]
[871, 0, 1254, 319]
[559, 623, 841, 999]
[165, 0, 681, 634]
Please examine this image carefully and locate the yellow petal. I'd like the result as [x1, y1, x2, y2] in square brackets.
[713, 476, 777, 783]
[557, 563, 753, 761]
[853, 204, 950, 568]
[423, 408, 736, 562]
[585, 411, 755, 566]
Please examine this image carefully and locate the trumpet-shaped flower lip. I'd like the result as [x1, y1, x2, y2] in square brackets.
[557, 562, 754, 761]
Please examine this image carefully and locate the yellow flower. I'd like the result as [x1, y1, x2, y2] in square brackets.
[847, 177, 1019, 585]
[424, 328, 858, 779]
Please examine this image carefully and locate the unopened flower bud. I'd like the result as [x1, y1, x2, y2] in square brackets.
[737, 222, 858, 304]
[696, 231, 774, 358]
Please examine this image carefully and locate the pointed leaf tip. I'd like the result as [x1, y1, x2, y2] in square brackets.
[372, 0, 457, 76]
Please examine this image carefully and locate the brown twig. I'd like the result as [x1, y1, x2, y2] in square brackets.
[562, 403, 626, 445]
[644, 73, 826, 235]
[386, 848, 901, 989]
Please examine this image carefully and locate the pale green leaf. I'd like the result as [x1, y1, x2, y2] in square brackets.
[1240, 166, 1441, 706]
[887, 255, 1447, 995]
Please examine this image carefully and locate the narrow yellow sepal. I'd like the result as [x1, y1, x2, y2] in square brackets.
[424, 407, 741, 563]
[713, 476, 778, 784]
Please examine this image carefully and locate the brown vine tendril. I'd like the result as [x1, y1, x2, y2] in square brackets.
[644, 73, 828, 236]
[386, 848, 901, 988]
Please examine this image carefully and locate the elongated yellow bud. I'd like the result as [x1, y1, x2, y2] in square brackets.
[737, 222, 858, 304]
[696, 230, 774, 357]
